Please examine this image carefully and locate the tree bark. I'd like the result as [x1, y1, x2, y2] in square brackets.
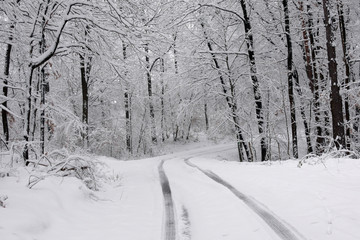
[322, 0, 346, 149]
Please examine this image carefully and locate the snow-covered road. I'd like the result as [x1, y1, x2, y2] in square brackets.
[160, 158, 304, 240]
[1, 143, 360, 240]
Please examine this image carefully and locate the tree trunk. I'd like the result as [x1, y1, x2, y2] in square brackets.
[204, 101, 209, 131]
[294, 69, 313, 154]
[31, 75, 40, 142]
[353, 63, 360, 147]
[298, 1, 315, 154]
[172, 33, 181, 142]
[40, 2, 50, 155]
[322, 0, 346, 149]
[303, 3, 325, 154]
[239, 0, 267, 161]
[80, 53, 89, 147]
[2, 40, 12, 144]
[24, 68, 35, 163]
[160, 58, 166, 142]
[173, 34, 179, 75]
[144, 44, 157, 144]
[1, 0, 20, 146]
[283, 0, 298, 158]
[145, 44, 157, 144]
[337, 0, 351, 150]
[123, 43, 132, 153]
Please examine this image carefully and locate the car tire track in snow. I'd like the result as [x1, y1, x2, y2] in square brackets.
[184, 159, 306, 240]
[158, 160, 176, 240]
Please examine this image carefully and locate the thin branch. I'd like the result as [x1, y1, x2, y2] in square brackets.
[199, 4, 245, 22]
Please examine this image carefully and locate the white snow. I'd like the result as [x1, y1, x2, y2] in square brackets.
[1, 144, 360, 240]
[192, 156, 360, 240]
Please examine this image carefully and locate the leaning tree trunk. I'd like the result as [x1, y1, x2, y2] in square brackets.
[293, 69, 313, 154]
[283, 0, 298, 158]
[322, 0, 346, 149]
[201, 21, 251, 162]
[239, 0, 267, 161]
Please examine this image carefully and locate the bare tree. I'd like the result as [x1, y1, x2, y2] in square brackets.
[322, 0, 346, 149]
[282, 0, 298, 158]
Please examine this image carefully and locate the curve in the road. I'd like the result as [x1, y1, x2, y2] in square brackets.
[158, 160, 176, 240]
[185, 159, 306, 240]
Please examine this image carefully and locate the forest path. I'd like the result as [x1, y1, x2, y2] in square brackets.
[158, 147, 306, 240]
[157, 145, 234, 240]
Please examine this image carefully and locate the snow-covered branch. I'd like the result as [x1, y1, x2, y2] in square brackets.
[30, 1, 95, 68]
[199, 4, 245, 22]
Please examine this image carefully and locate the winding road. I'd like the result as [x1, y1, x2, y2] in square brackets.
[158, 148, 306, 240]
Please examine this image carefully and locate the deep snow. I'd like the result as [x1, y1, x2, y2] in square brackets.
[1, 143, 360, 240]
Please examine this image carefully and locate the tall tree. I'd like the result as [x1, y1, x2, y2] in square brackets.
[2, 27, 13, 144]
[201, 1, 268, 160]
[282, 0, 298, 158]
[144, 44, 158, 144]
[123, 43, 133, 154]
[238, 0, 267, 161]
[337, 0, 351, 150]
[22, 1, 95, 162]
[200, 20, 251, 162]
[79, 51, 91, 148]
[299, 2, 328, 154]
[322, 0, 346, 149]
[39, 0, 50, 155]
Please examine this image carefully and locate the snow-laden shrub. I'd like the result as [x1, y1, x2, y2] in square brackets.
[298, 148, 359, 168]
[27, 149, 103, 190]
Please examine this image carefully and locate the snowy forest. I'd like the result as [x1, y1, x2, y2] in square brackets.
[1, 0, 360, 162]
[2, 1, 360, 240]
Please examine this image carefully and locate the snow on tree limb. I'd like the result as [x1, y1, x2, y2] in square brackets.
[30, 1, 96, 69]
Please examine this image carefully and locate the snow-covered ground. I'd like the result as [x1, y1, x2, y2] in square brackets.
[1, 143, 360, 240]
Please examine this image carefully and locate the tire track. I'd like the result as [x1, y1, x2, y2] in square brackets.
[158, 160, 176, 240]
[156, 146, 234, 240]
[185, 159, 306, 240]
